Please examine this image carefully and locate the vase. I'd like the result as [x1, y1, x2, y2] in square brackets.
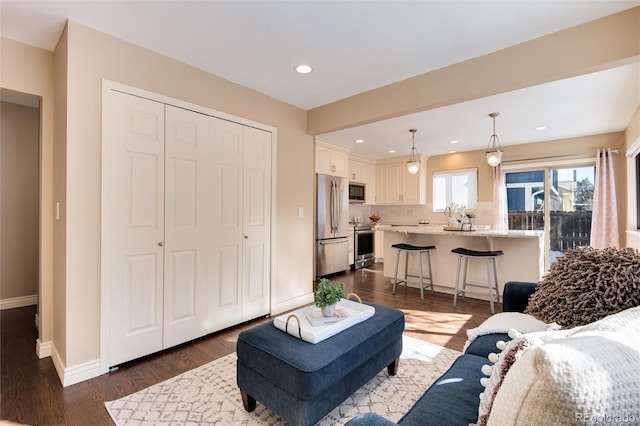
[321, 304, 336, 317]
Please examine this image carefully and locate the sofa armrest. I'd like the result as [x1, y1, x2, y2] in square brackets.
[344, 413, 398, 426]
[503, 281, 537, 312]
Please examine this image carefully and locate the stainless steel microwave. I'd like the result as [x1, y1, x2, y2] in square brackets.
[349, 182, 366, 203]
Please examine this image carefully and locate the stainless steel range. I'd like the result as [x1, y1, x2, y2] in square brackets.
[354, 224, 375, 269]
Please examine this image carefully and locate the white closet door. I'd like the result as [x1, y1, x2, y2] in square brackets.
[208, 117, 244, 330]
[163, 106, 211, 347]
[241, 126, 271, 320]
[108, 91, 165, 366]
[105, 85, 273, 365]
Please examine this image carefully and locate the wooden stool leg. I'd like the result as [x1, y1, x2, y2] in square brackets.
[387, 358, 400, 376]
[241, 390, 257, 412]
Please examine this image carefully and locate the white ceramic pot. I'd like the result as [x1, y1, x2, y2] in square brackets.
[321, 304, 336, 317]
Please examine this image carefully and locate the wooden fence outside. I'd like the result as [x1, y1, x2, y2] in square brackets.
[508, 210, 592, 252]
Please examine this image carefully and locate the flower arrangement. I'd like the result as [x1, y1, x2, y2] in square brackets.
[446, 203, 475, 226]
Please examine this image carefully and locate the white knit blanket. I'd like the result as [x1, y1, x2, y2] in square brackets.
[486, 306, 640, 426]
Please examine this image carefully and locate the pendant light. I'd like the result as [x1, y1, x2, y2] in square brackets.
[485, 112, 503, 167]
[406, 129, 420, 174]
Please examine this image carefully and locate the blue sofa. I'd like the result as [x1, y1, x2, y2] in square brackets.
[345, 281, 538, 426]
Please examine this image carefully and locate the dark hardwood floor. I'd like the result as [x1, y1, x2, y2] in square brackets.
[1, 263, 497, 425]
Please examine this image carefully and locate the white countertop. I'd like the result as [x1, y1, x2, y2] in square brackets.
[376, 223, 543, 239]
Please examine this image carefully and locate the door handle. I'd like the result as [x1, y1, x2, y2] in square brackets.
[158, 242, 164, 247]
[244, 235, 248, 239]
[319, 238, 348, 245]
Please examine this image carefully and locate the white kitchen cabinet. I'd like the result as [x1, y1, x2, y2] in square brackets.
[375, 165, 388, 204]
[315, 139, 348, 177]
[348, 159, 370, 183]
[104, 89, 272, 367]
[348, 157, 376, 204]
[375, 155, 427, 204]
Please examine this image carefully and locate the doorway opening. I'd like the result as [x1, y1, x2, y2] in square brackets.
[0, 90, 41, 336]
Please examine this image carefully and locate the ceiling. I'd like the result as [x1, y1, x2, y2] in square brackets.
[2, 1, 639, 159]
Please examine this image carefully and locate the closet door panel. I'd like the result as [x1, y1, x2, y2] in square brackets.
[208, 117, 243, 330]
[242, 127, 272, 320]
[218, 245, 240, 305]
[163, 106, 210, 347]
[108, 91, 165, 366]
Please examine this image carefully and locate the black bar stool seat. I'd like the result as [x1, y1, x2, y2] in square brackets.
[451, 247, 503, 314]
[391, 243, 436, 300]
[451, 247, 503, 257]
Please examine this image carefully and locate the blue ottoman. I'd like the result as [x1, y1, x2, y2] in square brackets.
[236, 302, 405, 426]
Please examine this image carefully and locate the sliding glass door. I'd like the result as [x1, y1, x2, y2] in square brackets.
[548, 166, 595, 264]
[506, 164, 595, 269]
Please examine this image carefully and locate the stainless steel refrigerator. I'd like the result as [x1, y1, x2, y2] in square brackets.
[316, 173, 349, 278]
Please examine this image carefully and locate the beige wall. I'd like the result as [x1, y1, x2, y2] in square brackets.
[0, 37, 54, 351]
[59, 21, 313, 369]
[53, 27, 68, 364]
[1, 101, 39, 300]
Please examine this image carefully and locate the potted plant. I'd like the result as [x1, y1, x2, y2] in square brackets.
[315, 278, 345, 317]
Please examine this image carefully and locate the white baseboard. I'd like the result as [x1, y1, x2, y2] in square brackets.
[36, 338, 52, 358]
[0, 294, 38, 310]
[271, 293, 314, 316]
[51, 344, 104, 387]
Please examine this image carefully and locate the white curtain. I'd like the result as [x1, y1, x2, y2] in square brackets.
[590, 149, 619, 248]
[492, 164, 508, 232]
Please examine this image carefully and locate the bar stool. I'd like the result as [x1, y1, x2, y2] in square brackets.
[451, 247, 503, 314]
[391, 243, 436, 300]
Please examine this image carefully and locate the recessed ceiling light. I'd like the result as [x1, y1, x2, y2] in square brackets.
[450, 140, 459, 144]
[535, 126, 547, 131]
[294, 64, 313, 74]
[388, 149, 396, 154]
[355, 139, 364, 144]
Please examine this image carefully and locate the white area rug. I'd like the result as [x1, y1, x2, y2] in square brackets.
[106, 335, 460, 425]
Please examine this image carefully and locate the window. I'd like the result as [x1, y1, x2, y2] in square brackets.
[433, 168, 478, 211]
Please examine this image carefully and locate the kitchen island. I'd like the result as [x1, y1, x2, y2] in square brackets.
[378, 224, 544, 302]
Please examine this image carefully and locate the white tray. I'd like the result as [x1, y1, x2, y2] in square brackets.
[273, 299, 375, 344]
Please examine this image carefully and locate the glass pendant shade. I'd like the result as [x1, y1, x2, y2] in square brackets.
[407, 160, 420, 174]
[485, 113, 503, 167]
[486, 149, 503, 167]
[406, 128, 420, 174]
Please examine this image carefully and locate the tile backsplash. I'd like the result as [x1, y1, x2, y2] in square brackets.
[349, 202, 494, 227]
